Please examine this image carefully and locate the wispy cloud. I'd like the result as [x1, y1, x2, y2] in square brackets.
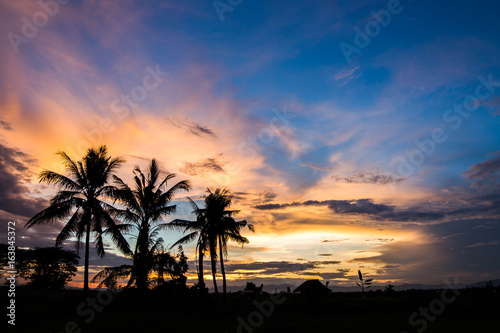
[0, 120, 12, 130]
[464, 241, 500, 248]
[180, 156, 225, 177]
[463, 152, 500, 188]
[332, 65, 360, 83]
[321, 238, 350, 243]
[166, 117, 217, 138]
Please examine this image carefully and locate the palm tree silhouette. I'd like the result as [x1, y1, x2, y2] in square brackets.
[25, 146, 131, 294]
[91, 232, 188, 290]
[170, 188, 254, 297]
[169, 197, 209, 295]
[206, 188, 254, 297]
[112, 159, 190, 292]
[154, 245, 189, 287]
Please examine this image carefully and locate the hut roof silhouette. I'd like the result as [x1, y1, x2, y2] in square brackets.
[294, 280, 331, 295]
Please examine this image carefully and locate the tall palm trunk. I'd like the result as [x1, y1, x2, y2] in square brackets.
[198, 245, 206, 294]
[210, 244, 219, 296]
[218, 234, 227, 297]
[136, 227, 149, 292]
[83, 219, 91, 295]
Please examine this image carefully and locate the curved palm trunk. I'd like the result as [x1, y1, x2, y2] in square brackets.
[83, 219, 91, 295]
[218, 234, 227, 297]
[198, 245, 206, 294]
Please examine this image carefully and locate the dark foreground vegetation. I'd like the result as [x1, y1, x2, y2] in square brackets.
[5, 286, 499, 333]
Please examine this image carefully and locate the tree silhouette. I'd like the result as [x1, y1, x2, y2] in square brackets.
[0, 245, 79, 290]
[25, 146, 130, 294]
[356, 270, 373, 298]
[205, 188, 254, 297]
[169, 188, 254, 297]
[154, 245, 189, 288]
[384, 284, 395, 293]
[168, 197, 210, 295]
[111, 159, 190, 292]
[91, 235, 188, 290]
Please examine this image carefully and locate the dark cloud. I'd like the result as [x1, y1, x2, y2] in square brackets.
[255, 194, 500, 223]
[224, 260, 341, 275]
[254, 202, 291, 210]
[254, 199, 394, 215]
[348, 256, 382, 263]
[232, 191, 250, 200]
[315, 260, 343, 265]
[332, 171, 405, 185]
[180, 156, 225, 177]
[166, 117, 216, 138]
[351, 218, 500, 283]
[225, 261, 313, 274]
[259, 187, 278, 202]
[446, 194, 500, 216]
[462, 152, 500, 188]
[301, 271, 347, 280]
[0, 142, 47, 218]
[380, 210, 445, 222]
[326, 199, 393, 215]
[0, 120, 12, 130]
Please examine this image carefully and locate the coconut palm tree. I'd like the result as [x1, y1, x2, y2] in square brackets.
[170, 195, 221, 296]
[205, 188, 254, 297]
[169, 198, 209, 295]
[154, 245, 189, 287]
[217, 219, 254, 296]
[25, 146, 131, 294]
[111, 159, 190, 292]
[91, 235, 188, 290]
[170, 188, 254, 297]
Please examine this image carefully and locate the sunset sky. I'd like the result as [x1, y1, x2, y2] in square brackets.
[1, 0, 500, 290]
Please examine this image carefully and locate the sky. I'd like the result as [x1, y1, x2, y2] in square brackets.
[0, 0, 500, 290]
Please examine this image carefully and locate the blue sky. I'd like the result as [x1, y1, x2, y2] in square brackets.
[0, 0, 499, 289]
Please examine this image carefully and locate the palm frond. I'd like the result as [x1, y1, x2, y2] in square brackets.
[39, 170, 82, 191]
[169, 231, 199, 249]
[55, 209, 82, 247]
